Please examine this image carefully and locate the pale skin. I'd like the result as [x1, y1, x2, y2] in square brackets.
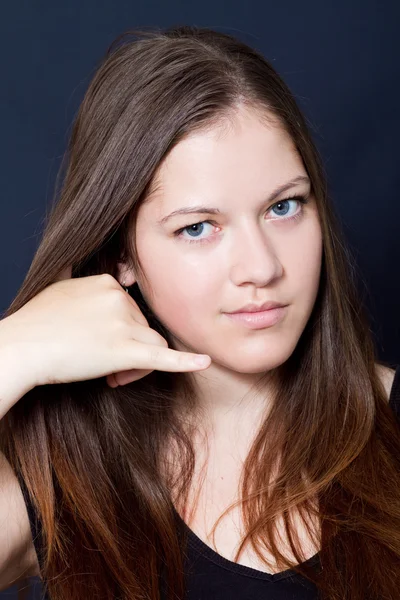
[0, 105, 396, 587]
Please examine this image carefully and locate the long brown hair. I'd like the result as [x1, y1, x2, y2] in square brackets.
[2, 25, 400, 600]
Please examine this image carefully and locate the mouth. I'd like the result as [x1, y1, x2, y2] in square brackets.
[223, 305, 288, 329]
[227, 301, 287, 314]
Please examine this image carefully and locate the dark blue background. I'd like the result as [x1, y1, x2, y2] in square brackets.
[1, 1, 399, 596]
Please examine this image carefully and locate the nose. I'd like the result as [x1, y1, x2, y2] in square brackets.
[229, 223, 283, 287]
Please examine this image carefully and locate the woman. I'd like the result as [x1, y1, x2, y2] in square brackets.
[0, 25, 399, 600]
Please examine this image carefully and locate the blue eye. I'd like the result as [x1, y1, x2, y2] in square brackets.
[174, 194, 309, 245]
[271, 199, 299, 217]
[178, 221, 211, 238]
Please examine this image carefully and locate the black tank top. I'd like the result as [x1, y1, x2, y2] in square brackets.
[11, 365, 400, 600]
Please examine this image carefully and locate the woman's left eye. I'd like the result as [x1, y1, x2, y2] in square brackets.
[174, 195, 309, 245]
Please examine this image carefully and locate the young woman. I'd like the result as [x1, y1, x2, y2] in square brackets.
[0, 25, 399, 600]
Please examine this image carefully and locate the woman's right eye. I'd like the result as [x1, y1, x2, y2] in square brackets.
[174, 221, 218, 245]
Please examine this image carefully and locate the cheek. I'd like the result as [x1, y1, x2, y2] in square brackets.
[137, 247, 221, 337]
[284, 218, 323, 320]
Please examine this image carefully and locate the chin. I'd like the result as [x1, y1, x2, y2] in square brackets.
[215, 352, 290, 375]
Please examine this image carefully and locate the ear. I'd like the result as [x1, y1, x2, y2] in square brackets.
[116, 261, 137, 287]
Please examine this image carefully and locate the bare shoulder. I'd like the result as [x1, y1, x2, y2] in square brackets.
[0, 451, 41, 591]
[375, 362, 397, 402]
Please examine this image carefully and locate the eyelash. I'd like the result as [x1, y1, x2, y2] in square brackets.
[173, 194, 310, 245]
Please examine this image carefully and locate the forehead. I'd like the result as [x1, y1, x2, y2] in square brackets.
[142, 108, 304, 214]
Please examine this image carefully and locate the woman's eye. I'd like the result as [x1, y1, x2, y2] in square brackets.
[270, 197, 305, 218]
[174, 195, 308, 245]
[174, 221, 215, 244]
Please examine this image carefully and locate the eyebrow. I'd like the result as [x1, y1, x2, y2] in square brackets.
[157, 175, 311, 225]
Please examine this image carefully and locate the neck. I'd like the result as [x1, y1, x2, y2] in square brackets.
[174, 362, 276, 445]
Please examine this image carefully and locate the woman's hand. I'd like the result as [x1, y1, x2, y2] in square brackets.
[0, 272, 211, 392]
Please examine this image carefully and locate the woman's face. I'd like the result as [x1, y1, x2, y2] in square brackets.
[130, 107, 323, 374]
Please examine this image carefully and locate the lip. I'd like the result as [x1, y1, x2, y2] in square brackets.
[227, 301, 286, 314]
[223, 305, 288, 329]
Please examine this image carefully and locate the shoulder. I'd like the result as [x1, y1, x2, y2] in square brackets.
[375, 362, 397, 403]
